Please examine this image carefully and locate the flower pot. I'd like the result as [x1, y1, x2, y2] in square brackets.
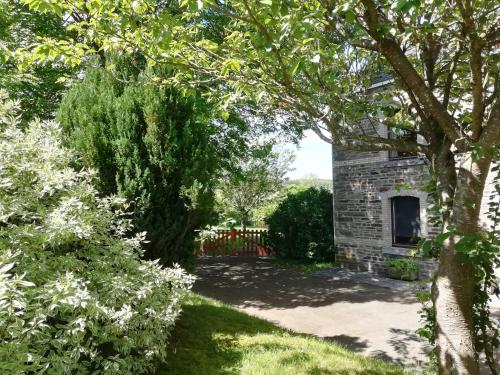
[387, 266, 418, 281]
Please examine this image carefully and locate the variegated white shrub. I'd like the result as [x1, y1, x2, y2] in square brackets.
[0, 92, 194, 374]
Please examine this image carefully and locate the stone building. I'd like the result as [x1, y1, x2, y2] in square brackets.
[331, 81, 497, 279]
[332, 129, 438, 278]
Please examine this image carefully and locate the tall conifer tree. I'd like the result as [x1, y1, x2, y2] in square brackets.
[58, 64, 240, 265]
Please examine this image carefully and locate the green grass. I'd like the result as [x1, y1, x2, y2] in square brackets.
[272, 257, 336, 274]
[157, 293, 408, 375]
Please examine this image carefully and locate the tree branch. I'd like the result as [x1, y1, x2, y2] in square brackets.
[360, 0, 466, 147]
[457, 0, 486, 140]
[442, 44, 463, 109]
[479, 95, 500, 147]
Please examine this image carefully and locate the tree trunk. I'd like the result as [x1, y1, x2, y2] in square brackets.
[241, 212, 249, 231]
[432, 154, 491, 375]
[433, 241, 478, 374]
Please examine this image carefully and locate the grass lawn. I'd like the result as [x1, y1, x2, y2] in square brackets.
[272, 257, 335, 274]
[157, 293, 409, 375]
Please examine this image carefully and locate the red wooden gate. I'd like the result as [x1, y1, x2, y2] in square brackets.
[199, 228, 272, 256]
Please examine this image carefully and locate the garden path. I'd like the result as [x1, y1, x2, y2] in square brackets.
[194, 256, 429, 369]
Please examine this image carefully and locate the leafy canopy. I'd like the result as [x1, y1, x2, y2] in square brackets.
[216, 144, 293, 228]
[12, 0, 500, 372]
[0, 0, 74, 123]
[17, 0, 498, 153]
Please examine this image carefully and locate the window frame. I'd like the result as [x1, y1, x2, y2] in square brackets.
[391, 196, 421, 248]
[388, 128, 418, 161]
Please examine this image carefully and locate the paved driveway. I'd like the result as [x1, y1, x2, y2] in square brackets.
[193, 256, 430, 368]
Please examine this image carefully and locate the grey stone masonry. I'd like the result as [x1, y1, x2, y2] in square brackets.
[332, 138, 498, 280]
[332, 144, 438, 279]
[331, 80, 499, 281]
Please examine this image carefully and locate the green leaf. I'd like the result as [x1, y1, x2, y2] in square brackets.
[471, 144, 484, 162]
[394, 0, 420, 12]
[434, 232, 451, 245]
[221, 59, 241, 75]
[290, 59, 304, 77]
[421, 240, 432, 256]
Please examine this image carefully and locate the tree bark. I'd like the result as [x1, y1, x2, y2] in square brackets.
[432, 154, 491, 375]
[241, 212, 249, 231]
[433, 242, 478, 374]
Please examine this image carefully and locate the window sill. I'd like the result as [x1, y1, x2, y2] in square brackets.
[382, 246, 417, 257]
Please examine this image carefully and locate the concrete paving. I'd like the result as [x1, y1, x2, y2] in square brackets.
[193, 256, 431, 369]
[194, 256, 500, 373]
[312, 267, 430, 292]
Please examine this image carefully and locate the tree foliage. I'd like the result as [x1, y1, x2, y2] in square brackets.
[0, 0, 73, 123]
[266, 187, 334, 262]
[58, 64, 246, 265]
[14, 0, 500, 372]
[216, 144, 293, 229]
[0, 93, 193, 374]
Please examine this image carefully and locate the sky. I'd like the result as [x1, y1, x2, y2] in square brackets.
[285, 130, 332, 180]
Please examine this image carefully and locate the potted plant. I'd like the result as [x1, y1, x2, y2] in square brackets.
[386, 258, 420, 281]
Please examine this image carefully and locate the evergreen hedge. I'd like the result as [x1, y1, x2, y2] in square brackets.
[58, 65, 238, 266]
[266, 187, 334, 262]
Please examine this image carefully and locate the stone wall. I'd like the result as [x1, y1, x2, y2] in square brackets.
[331, 107, 499, 280]
[332, 146, 439, 279]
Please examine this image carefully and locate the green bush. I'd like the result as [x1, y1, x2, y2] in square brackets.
[386, 258, 420, 274]
[0, 94, 193, 374]
[265, 187, 334, 262]
[57, 65, 240, 266]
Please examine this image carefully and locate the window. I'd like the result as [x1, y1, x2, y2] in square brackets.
[391, 196, 420, 246]
[388, 128, 417, 160]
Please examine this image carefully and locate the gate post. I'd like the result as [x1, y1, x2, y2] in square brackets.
[230, 228, 237, 241]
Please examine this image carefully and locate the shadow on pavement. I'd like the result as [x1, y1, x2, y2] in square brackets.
[194, 256, 417, 310]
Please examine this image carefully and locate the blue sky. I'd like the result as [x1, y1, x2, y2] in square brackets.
[286, 130, 332, 180]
